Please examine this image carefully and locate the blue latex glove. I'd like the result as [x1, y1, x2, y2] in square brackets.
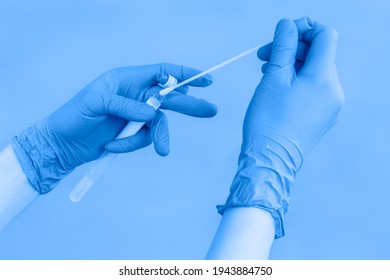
[217, 17, 344, 238]
[12, 63, 217, 194]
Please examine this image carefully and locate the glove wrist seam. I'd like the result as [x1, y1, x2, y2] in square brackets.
[217, 135, 303, 239]
[11, 121, 73, 194]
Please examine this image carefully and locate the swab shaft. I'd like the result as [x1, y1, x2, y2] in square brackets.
[160, 44, 265, 96]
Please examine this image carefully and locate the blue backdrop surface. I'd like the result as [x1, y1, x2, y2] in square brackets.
[0, 0, 389, 259]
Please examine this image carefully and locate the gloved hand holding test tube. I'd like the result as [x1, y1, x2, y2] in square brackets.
[68, 74, 178, 202]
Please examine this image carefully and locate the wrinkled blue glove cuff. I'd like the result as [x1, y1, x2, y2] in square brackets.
[11, 119, 74, 194]
[217, 135, 303, 239]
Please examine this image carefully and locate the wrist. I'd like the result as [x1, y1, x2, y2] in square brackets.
[11, 118, 74, 194]
[217, 134, 303, 238]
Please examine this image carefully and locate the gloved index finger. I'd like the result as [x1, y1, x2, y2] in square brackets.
[159, 63, 213, 87]
[299, 21, 338, 76]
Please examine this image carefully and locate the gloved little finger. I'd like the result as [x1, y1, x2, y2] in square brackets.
[161, 91, 218, 118]
[104, 126, 152, 153]
[151, 110, 170, 156]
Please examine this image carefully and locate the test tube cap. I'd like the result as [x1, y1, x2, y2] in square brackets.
[158, 73, 178, 88]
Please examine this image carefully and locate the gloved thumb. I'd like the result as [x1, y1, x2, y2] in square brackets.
[267, 18, 298, 74]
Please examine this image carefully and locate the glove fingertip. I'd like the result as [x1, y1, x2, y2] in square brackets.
[194, 74, 213, 87]
[275, 18, 296, 32]
[139, 103, 157, 119]
[294, 16, 314, 34]
[154, 134, 170, 156]
[192, 102, 218, 118]
[203, 74, 213, 86]
[157, 146, 170, 157]
[208, 103, 218, 117]
[104, 141, 116, 153]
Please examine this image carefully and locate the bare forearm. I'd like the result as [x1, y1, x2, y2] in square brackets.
[206, 207, 275, 259]
[0, 145, 39, 232]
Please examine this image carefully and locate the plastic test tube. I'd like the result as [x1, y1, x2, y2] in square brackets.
[69, 74, 177, 203]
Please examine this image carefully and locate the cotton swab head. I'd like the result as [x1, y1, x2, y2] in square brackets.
[159, 86, 176, 96]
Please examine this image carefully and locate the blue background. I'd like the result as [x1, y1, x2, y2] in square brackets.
[0, 0, 389, 259]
